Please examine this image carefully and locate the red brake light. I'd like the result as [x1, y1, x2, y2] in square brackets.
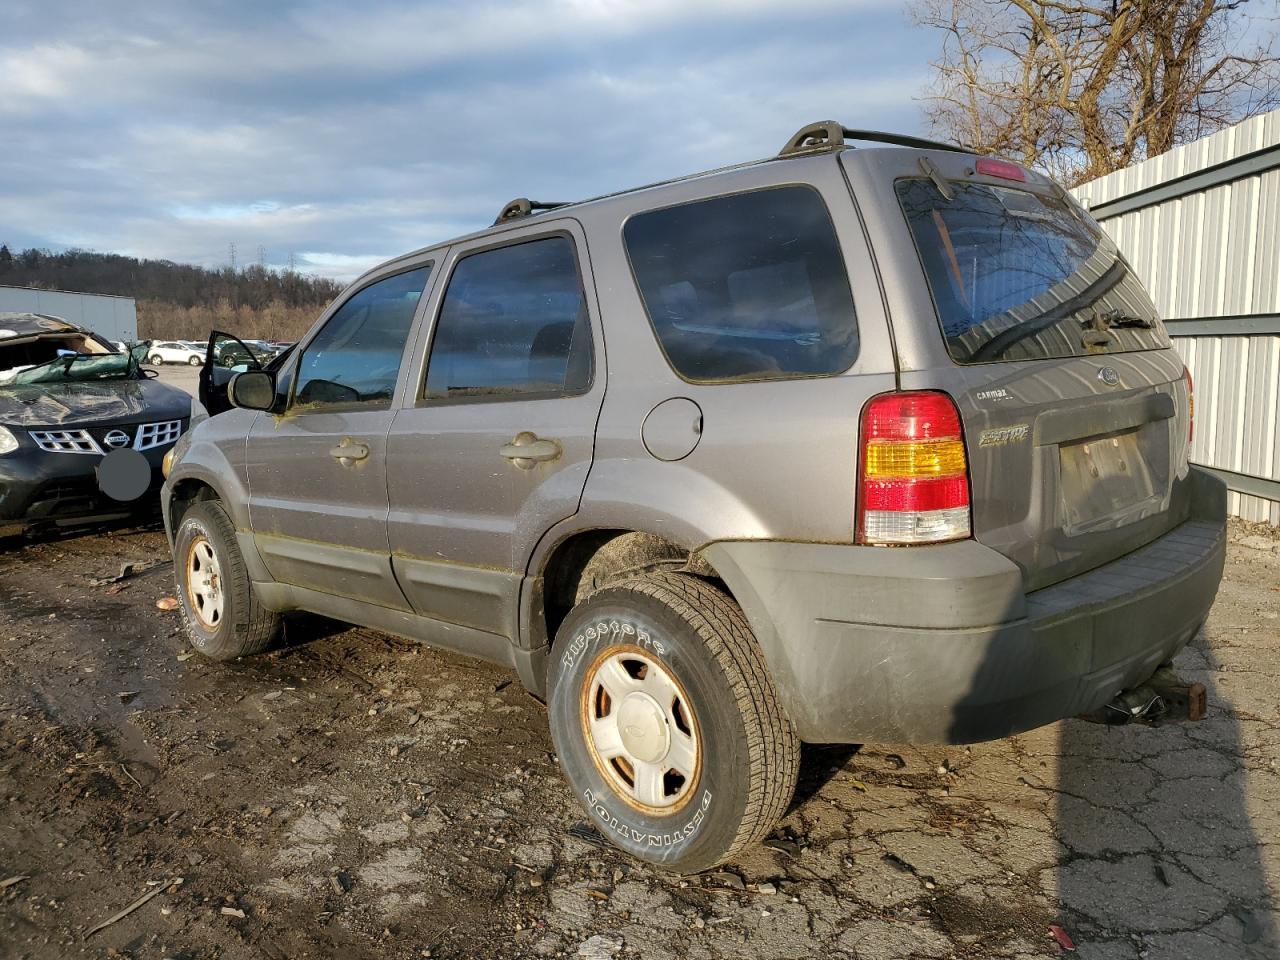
[975, 157, 1027, 182]
[861, 390, 964, 440]
[858, 391, 971, 545]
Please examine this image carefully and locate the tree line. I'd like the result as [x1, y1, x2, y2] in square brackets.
[0, 245, 343, 341]
[914, 0, 1279, 185]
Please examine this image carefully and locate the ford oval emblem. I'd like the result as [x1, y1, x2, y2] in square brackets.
[104, 429, 132, 449]
[1097, 366, 1120, 387]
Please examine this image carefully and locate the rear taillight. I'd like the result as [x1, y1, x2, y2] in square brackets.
[1181, 365, 1194, 443]
[857, 391, 971, 545]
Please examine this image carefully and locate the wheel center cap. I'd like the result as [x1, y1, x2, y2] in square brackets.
[616, 693, 669, 764]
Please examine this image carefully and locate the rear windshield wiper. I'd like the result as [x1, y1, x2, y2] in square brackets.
[971, 257, 1129, 362]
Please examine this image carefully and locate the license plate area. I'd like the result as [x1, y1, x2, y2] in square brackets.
[1059, 427, 1162, 533]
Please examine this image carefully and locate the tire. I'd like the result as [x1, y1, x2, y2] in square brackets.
[150, 354, 164, 366]
[574, 532, 687, 604]
[173, 500, 280, 660]
[548, 572, 799, 873]
[188, 355, 201, 366]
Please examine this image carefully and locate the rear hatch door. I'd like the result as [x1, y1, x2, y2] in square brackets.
[853, 152, 1193, 591]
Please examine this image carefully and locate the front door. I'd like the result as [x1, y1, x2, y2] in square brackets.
[386, 225, 605, 639]
[199, 331, 261, 417]
[247, 263, 434, 609]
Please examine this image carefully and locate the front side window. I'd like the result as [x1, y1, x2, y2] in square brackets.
[293, 265, 431, 410]
[423, 236, 592, 400]
[624, 185, 860, 382]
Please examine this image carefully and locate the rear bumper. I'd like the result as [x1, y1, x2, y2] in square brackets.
[704, 466, 1228, 744]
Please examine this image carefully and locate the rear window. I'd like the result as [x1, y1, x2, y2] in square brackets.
[896, 179, 1170, 364]
[624, 185, 859, 382]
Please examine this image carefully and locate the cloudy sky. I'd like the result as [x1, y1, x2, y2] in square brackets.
[0, 0, 931, 282]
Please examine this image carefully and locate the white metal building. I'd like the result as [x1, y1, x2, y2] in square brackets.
[0, 285, 137, 344]
[1074, 110, 1280, 525]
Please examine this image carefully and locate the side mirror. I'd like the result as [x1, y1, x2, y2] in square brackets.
[229, 370, 276, 411]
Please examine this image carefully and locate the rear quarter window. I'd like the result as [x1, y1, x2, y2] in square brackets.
[624, 185, 859, 382]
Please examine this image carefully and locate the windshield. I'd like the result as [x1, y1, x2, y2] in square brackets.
[7, 341, 148, 385]
[896, 179, 1170, 364]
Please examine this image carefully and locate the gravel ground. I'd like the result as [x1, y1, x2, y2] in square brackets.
[0, 517, 1277, 960]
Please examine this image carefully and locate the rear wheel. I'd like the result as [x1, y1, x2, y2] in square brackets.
[173, 500, 279, 660]
[187, 355, 201, 366]
[150, 354, 164, 365]
[548, 572, 799, 873]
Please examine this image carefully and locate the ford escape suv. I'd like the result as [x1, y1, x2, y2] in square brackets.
[161, 121, 1226, 873]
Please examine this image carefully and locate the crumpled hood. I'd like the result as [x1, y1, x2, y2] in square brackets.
[0, 378, 191, 427]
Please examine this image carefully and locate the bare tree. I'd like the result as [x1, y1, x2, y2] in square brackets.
[914, 0, 1280, 183]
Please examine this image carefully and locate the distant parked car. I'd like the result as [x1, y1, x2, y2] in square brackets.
[210, 339, 258, 368]
[244, 339, 285, 362]
[148, 341, 204, 366]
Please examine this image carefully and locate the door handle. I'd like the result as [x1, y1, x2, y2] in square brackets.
[500, 432, 561, 468]
[329, 440, 369, 463]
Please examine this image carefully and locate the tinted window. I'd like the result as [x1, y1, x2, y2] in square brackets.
[624, 186, 859, 382]
[896, 179, 1170, 363]
[424, 237, 591, 400]
[293, 266, 431, 409]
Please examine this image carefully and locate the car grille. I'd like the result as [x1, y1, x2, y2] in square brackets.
[28, 420, 183, 455]
[29, 430, 104, 455]
[133, 420, 183, 451]
[36, 476, 100, 503]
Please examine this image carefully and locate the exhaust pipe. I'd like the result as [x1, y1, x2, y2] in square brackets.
[1081, 664, 1207, 725]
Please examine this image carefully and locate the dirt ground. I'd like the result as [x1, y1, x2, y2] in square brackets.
[1, 517, 1278, 960]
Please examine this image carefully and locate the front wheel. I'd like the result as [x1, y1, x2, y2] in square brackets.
[173, 500, 280, 660]
[188, 355, 201, 366]
[150, 354, 164, 365]
[548, 572, 799, 873]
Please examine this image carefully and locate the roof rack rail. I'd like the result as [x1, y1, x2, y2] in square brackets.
[778, 121, 969, 157]
[494, 197, 569, 225]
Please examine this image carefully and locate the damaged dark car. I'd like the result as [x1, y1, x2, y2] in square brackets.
[0, 313, 192, 538]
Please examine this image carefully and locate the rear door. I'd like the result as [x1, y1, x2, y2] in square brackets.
[848, 151, 1193, 591]
[385, 221, 604, 641]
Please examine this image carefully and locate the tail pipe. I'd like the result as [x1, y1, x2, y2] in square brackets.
[1081, 664, 1207, 726]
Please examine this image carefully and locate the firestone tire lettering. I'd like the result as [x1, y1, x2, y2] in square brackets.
[584, 788, 713, 848]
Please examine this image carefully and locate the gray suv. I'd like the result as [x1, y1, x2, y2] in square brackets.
[161, 122, 1226, 873]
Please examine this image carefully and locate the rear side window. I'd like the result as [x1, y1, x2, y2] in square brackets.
[424, 236, 592, 400]
[896, 179, 1170, 363]
[624, 186, 859, 382]
[293, 265, 431, 410]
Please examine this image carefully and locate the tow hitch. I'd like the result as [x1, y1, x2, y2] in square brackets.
[1082, 664, 1207, 725]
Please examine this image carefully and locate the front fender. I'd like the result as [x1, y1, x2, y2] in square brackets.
[160, 409, 258, 548]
